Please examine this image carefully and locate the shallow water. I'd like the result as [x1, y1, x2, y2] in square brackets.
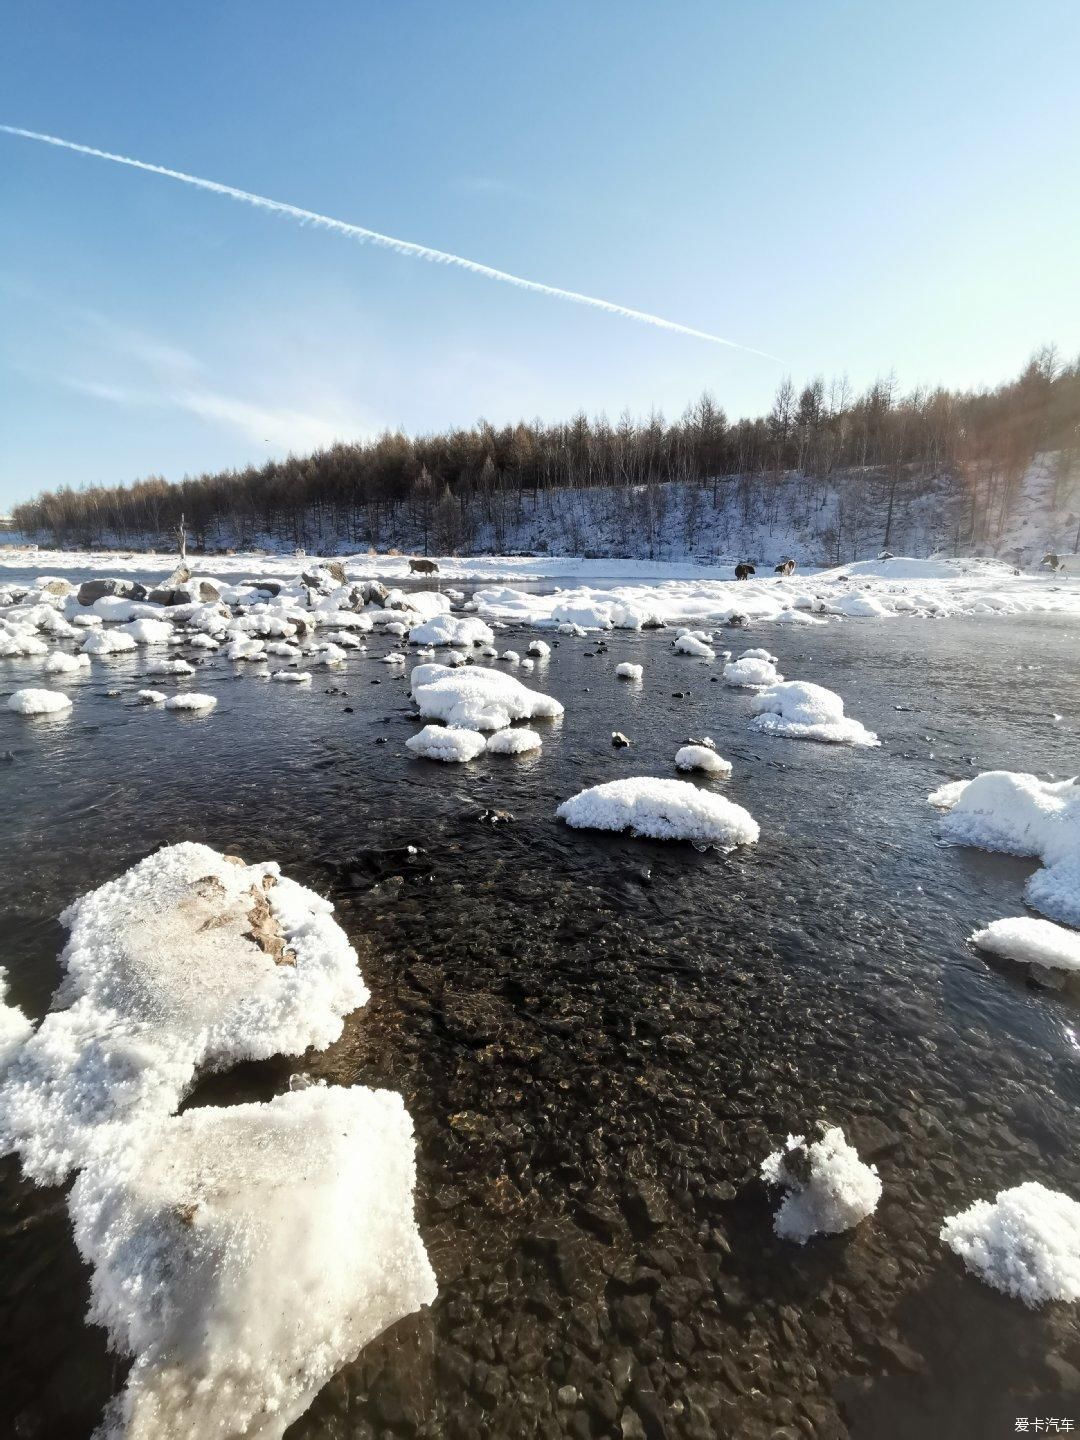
[2, 590, 1080, 1438]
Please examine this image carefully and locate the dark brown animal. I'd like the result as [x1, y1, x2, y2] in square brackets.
[409, 558, 439, 575]
[774, 559, 796, 576]
[1042, 553, 1064, 572]
[735, 563, 756, 581]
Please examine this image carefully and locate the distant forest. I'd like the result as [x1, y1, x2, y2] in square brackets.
[11, 347, 1080, 555]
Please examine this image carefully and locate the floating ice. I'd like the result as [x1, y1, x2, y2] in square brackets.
[723, 657, 782, 689]
[146, 658, 195, 676]
[0, 629, 48, 657]
[165, 693, 218, 711]
[408, 613, 494, 647]
[500, 650, 520, 664]
[271, 670, 313, 683]
[227, 638, 268, 661]
[761, 1127, 881, 1243]
[527, 640, 550, 658]
[929, 772, 1080, 927]
[119, 618, 173, 645]
[970, 917, 1080, 972]
[412, 663, 563, 732]
[0, 843, 368, 1184]
[6, 688, 73, 715]
[751, 681, 879, 746]
[556, 777, 758, 847]
[43, 651, 91, 675]
[486, 727, 542, 755]
[81, 630, 137, 656]
[184, 633, 219, 651]
[738, 647, 777, 663]
[675, 745, 732, 775]
[616, 662, 643, 681]
[134, 690, 166, 705]
[405, 724, 487, 762]
[940, 1182, 1080, 1307]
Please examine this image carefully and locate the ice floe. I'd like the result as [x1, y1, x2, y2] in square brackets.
[761, 1127, 881, 1243]
[486, 727, 542, 755]
[970, 917, 1080, 973]
[43, 651, 90, 675]
[408, 613, 494, 647]
[673, 633, 715, 659]
[750, 681, 879, 746]
[940, 1181, 1080, 1307]
[929, 772, 1080, 926]
[6, 688, 73, 715]
[165, 693, 218, 711]
[616, 662, 643, 681]
[411, 663, 563, 732]
[405, 724, 487, 762]
[0, 842, 369, 1184]
[81, 630, 138, 656]
[556, 777, 758, 847]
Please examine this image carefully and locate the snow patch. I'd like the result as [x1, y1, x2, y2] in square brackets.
[750, 681, 879, 746]
[940, 1182, 1080, 1307]
[761, 1127, 881, 1243]
[556, 777, 758, 848]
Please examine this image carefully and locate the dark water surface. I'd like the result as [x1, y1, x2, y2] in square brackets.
[1, 590, 1079, 1439]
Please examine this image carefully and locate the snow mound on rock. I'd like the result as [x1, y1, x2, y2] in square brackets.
[940, 1182, 1080, 1307]
[411, 663, 563, 732]
[405, 724, 487, 762]
[970, 917, 1080, 973]
[761, 1127, 881, 1243]
[146, 658, 194, 676]
[408, 613, 494, 647]
[616, 662, 643, 680]
[527, 640, 550, 658]
[673, 633, 715, 659]
[929, 772, 1080, 926]
[71, 1085, 436, 1440]
[0, 843, 368, 1185]
[750, 681, 879, 746]
[7, 687, 73, 715]
[556, 777, 758, 848]
[486, 727, 542, 755]
[723, 657, 782, 689]
[119, 618, 173, 645]
[675, 745, 732, 775]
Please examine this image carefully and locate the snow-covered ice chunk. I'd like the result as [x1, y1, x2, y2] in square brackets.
[405, 724, 487, 762]
[0, 969, 32, 1067]
[761, 1127, 881, 1243]
[271, 670, 313, 683]
[134, 690, 166, 705]
[940, 1182, 1080, 1307]
[226, 638, 267, 661]
[408, 613, 494, 648]
[527, 640, 550, 658]
[0, 843, 368, 1184]
[556, 777, 758, 848]
[486, 727, 542, 755]
[6, 688, 73, 715]
[751, 681, 879, 746]
[412, 663, 563, 732]
[616, 662, 643, 681]
[723, 657, 782, 689]
[81, 630, 137, 656]
[0, 629, 49, 658]
[165, 693, 217, 712]
[970, 916, 1080, 973]
[929, 772, 1080, 927]
[738, 647, 777, 663]
[380, 651, 407, 665]
[146, 658, 195, 676]
[43, 651, 90, 675]
[673, 633, 715, 659]
[675, 745, 732, 775]
[70, 1085, 436, 1440]
[119, 618, 173, 645]
[184, 633, 219, 651]
[500, 650, 520, 664]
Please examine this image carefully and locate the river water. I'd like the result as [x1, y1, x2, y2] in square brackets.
[1, 578, 1079, 1439]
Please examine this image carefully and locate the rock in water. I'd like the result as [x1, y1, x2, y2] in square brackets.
[76, 578, 148, 605]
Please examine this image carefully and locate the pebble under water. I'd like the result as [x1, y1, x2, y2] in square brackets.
[1, 587, 1079, 1439]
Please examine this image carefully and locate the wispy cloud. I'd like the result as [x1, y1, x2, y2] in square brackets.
[44, 316, 363, 453]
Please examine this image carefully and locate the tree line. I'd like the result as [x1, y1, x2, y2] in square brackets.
[11, 346, 1080, 555]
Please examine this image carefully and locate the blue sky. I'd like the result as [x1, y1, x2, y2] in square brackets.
[1, 0, 1078, 509]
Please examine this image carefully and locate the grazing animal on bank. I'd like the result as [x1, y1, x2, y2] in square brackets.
[774, 559, 796, 576]
[1042, 553, 1067, 573]
[735, 563, 756, 581]
[409, 558, 440, 575]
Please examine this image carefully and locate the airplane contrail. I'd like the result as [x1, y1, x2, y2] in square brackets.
[1, 123, 780, 361]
